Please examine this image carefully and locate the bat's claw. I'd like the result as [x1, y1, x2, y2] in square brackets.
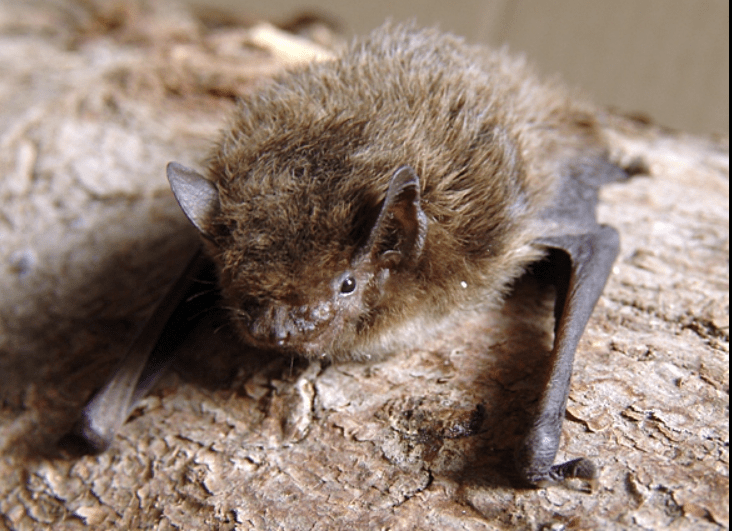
[58, 416, 114, 456]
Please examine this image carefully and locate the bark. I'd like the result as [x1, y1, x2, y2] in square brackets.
[0, 1, 727, 529]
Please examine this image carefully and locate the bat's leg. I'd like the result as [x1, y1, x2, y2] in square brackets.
[63, 247, 212, 454]
[516, 225, 619, 487]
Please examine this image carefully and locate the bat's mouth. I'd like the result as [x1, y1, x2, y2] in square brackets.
[231, 300, 343, 359]
[239, 326, 340, 360]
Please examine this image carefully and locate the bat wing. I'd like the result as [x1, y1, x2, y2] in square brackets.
[62, 248, 214, 454]
[515, 157, 626, 487]
[516, 227, 619, 486]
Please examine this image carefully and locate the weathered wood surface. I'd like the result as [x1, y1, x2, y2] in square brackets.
[0, 1, 728, 529]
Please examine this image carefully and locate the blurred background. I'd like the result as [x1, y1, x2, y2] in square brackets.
[186, 0, 728, 137]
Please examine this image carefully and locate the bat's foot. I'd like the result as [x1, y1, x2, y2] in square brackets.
[522, 457, 598, 491]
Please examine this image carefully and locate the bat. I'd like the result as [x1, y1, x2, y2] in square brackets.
[66, 24, 634, 487]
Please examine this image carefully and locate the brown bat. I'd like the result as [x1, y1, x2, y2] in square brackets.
[67, 24, 633, 487]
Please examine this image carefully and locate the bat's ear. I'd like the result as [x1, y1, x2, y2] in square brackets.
[366, 165, 428, 268]
[167, 162, 220, 241]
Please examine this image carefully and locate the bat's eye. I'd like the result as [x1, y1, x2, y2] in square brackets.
[339, 275, 357, 295]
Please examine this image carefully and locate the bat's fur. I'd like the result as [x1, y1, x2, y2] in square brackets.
[198, 24, 617, 362]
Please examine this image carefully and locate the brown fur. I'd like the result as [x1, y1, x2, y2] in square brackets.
[200, 24, 613, 362]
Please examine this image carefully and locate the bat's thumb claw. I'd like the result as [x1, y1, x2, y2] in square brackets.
[551, 457, 596, 481]
[58, 416, 113, 457]
[517, 454, 599, 491]
[549, 457, 599, 492]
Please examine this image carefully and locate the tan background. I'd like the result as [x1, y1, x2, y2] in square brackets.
[189, 0, 729, 137]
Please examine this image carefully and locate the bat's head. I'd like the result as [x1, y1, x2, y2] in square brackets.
[167, 162, 427, 361]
